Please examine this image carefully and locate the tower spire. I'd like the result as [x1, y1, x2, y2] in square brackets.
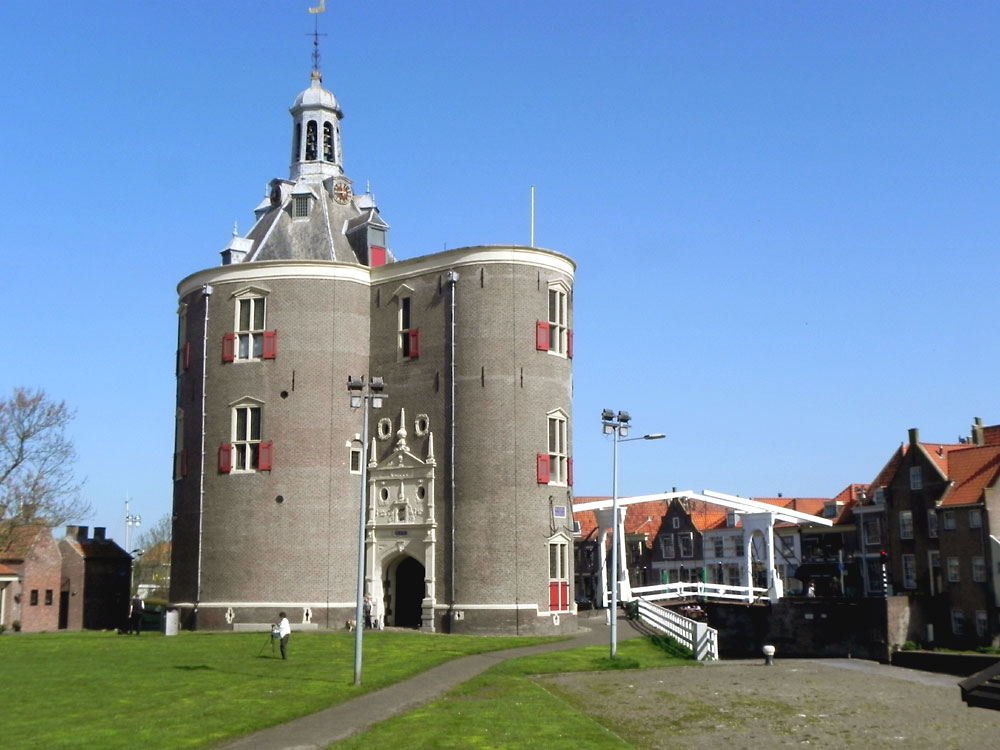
[308, 1, 327, 79]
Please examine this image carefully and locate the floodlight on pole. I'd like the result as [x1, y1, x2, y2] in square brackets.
[348, 375, 387, 686]
[601, 410, 664, 659]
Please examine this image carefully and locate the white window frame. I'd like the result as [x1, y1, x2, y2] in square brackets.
[548, 536, 570, 612]
[927, 510, 938, 539]
[947, 557, 960, 583]
[973, 556, 986, 583]
[902, 554, 917, 589]
[976, 610, 988, 638]
[231, 401, 263, 472]
[863, 516, 882, 546]
[951, 608, 965, 635]
[678, 532, 694, 559]
[546, 410, 569, 485]
[672, 517, 680, 529]
[713, 538, 724, 558]
[234, 292, 267, 361]
[546, 282, 569, 357]
[969, 508, 983, 529]
[899, 511, 913, 540]
[293, 194, 310, 218]
[398, 294, 413, 359]
[349, 443, 362, 475]
[909, 466, 923, 490]
[659, 534, 674, 558]
[943, 510, 956, 530]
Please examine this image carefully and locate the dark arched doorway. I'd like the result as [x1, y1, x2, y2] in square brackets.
[393, 557, 425, 628]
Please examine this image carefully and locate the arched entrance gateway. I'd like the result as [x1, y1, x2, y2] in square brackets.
[365, 410, 437, 630]
[388, 556, 426, 628]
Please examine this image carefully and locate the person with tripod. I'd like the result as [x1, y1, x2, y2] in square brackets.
[277, 612, 291, 660]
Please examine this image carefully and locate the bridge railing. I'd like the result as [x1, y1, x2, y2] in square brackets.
[631, 580, 768, 604]
[635, 598, 718, 660]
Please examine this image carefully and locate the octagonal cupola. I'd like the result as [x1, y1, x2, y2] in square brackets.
[289, 70, 344, 182]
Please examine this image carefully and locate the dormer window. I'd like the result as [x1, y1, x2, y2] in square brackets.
[293, 195, 310, 218]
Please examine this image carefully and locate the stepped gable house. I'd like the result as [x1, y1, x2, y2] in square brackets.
[170, 66, 577, 635]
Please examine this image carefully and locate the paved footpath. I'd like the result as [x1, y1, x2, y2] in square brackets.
[222, 616, 641, 750]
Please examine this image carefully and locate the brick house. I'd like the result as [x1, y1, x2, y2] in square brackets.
[59, 526, 132, 631]
[855, 420, 1000, 648]
[0, 525, 62, 632]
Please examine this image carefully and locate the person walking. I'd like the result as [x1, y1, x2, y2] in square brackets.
[363, 595, 373, 629]
[277, 612, 291, 660]
[129, 595, 145, 635]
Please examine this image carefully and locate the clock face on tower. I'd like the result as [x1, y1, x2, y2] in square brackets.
[332, 180, 351, 205]
[269, 184, 282, 207]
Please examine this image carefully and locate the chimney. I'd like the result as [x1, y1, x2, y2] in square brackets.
[93, 527, 106, 541]
[76, 526, 89, 540]
[972, 417, 985, 446]
[908, 428, 920, 446]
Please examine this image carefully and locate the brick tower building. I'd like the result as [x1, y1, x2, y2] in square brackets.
[169, 65, 577, 635]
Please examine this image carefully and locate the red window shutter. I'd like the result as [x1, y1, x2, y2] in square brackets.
[536, 321, 550, 351]
[549, 581, 560, 611]
[561, 581, 569, 609]
[567, 329, 573, 359]
[262, 330, 278, 360]
[370, 245, 386, 267]
[222, 333, 235, 363]
[537, 454, 551, 484]
[218, 444, 232, 474]
[183, 341, 191, 370]
[258, 441, 273, 471]
[567, 457, 573, 487]
[408, 329, 421, 359]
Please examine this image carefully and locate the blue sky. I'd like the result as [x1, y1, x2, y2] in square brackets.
[2, 1, 999, 543]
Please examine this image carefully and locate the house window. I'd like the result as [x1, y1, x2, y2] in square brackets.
[713, 538, 724, 558]
[909, 466, 922, 490]
[672, 517, 680, 529]
[678, 532, 694, 558]
[548, 284, 569, 356]
[902, 554, 917, 589]
[398, 296, 420, 359]
[659, 534, 674, 558]
[863, 517, 882, 546]
[349, 444, 362, 474]
[237, 295, 266, 360]
[973, 556, 986, 583]
[30, 589, 38, 606]
[927, 510, 938, 539]
[544, 411, 569, 485]
[778, 535, 795, 555]
[899, 511, 913, 540]
[976, 611, 988, 638]
[943, 511, 956, 530]
[874, 487, 885, 504]
[45, 589, 53, 606]
[735, 535, 745, 557]
[947, 557, 960, 583]
[969, 509, 982, 529]
[951, 609, 965, 635]
[232, 404, 262, 472]
[727, 565, 741, 586]
[293, 194, 310, 218]
[548, 539, 570, 611]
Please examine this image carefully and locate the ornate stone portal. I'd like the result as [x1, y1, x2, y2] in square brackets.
[366, 409, 437, 630]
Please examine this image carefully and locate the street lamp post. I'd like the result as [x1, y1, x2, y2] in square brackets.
[601, 409, 664, 659]
[347, 375, 386, 686]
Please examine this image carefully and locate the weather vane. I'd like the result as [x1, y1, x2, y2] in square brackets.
[308, 0, 327, 76]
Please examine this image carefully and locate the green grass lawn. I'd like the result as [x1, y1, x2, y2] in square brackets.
[332, 635, 694, 749]
[0, 629, 559, 750]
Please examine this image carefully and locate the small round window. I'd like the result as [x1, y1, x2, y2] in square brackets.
[380, 487, 390, 502]
[417, 486, 426, 500]
[377, 417, 392, 440]
[414, 414, 430, 436]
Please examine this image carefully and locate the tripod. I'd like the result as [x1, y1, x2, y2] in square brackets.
[258, 626, 279, 657]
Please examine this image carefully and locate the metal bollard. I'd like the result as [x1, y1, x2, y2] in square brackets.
[763, 644, 775, 665]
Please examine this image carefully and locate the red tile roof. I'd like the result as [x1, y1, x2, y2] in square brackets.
[0, 563, 18, 576]
[941, 445, 1000, 507]
[0, 525, 47, 562]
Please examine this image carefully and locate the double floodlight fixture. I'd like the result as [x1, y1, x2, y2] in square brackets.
[602, 408, 632, 437]
[347, 376, 386, 408]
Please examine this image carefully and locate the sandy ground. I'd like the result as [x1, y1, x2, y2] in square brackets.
[540, 658, 1000, 750]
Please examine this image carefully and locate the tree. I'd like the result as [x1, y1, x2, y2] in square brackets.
[0, 387, 88, 543]
[133, 514, 172, 598]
